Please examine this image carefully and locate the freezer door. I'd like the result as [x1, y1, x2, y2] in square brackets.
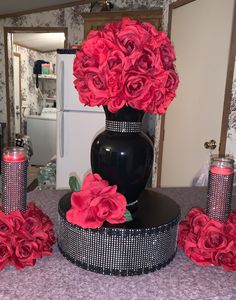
[56, 111, 105, 189]
[56, 53, 103, 112]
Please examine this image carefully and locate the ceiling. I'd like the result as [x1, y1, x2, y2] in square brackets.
[0, 0, 85, 17]
[13, 32, 66, 52]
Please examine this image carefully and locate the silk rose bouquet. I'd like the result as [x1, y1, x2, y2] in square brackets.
[73, 17, 179, 114]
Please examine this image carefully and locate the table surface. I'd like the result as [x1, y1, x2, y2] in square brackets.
[1, 187, 236, 300]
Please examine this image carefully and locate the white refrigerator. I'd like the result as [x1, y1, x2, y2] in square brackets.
[56, 49, 105, 189]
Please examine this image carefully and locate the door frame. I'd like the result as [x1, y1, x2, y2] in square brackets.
[13, 52, 22, 134]
[4, 26, 68, 144]
[157, 0, 236, 186]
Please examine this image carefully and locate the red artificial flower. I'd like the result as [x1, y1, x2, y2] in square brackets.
[0, 203, 55, 271]
[0, 238, 12, 270]
[178, 208, 236, 271]
[212, 241, 236, 271]
[13, 238, 41, 269]
[198, 221, 228, 252]
[0, 210, 14, 236]
[66, 173, 127, 228]
[73, 18, 179, 114]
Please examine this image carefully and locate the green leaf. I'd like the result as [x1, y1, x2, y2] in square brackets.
[124, 209, 133, 222]
[69, 176, 81, 192]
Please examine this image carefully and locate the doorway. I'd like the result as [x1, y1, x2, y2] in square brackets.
[4, 27, 68, 144]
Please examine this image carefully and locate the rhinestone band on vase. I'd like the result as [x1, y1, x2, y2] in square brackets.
[105, 120, 142, 133]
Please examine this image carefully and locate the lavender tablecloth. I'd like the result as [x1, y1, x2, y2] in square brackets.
[1, 187, 236, 300]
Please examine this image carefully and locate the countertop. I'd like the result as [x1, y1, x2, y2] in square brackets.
[1, 187, 236, 300]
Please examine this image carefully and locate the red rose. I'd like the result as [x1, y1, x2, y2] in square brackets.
[107, 98, 126, 113]
[160, 41, 176, 69]
[13, 238, 41, 269]
[74, 73, 108, 107]
[165, 69, 179, 92]
[23, 217, 43, 235]
[107, 50, 125, 72]
[35, 234, 54, 257]
[197, 221, 228, 252]
[186, 207, 205, 221]
[184, 239, 212, 266]
[224, 222, 236, 238]
[74, 76, 91, 105]
[7, 210, 25, 232]
[87, 72, 108, 98]
[134, 49, 161, 74]
[24, 203, 49, 224]
[81, 30, 104, 57]
[81, 173, 108, 192]
[73, 51, 98, 75]
[228, 211, 236, 224]
[141, 21, 160, 38]
[0, 211, 13, 236]
[46, 228, 56, 245]
[66, 173, 127, 228]
[178, 220, 191, 248]
[178, 208, 207, 246]
[191, 213, 209, 235]
[124, 72, 152, 103]
[105, 70, 123, 98]
[144, 89, 166, 114]
[212, 240, 236, 271]
[116, 19, 147, 55]
[0, 238, 12, 270]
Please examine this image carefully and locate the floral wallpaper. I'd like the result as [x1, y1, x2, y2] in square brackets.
[13, 44, 56, 120]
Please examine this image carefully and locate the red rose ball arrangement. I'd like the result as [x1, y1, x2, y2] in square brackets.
[73, 18, 179, 114]
[0, 203, 55, 270]
[178, 208, 236, 271]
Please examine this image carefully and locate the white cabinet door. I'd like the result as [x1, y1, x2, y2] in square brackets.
[56, 111, 105, 189]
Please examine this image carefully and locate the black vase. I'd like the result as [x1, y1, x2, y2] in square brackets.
[91, 106, 154, 208]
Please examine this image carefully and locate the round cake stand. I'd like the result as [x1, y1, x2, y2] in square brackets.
[58, 189, 180, 276]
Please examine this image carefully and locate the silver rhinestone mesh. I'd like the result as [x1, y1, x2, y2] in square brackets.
[57, 209, 179, 276]
[105, 120, 142, 133]
[206, 171, 234, 221]
[1, 160, 28, 214]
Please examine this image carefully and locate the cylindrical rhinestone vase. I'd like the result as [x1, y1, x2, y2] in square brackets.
[1, 147, 28, 214]
[91, 106, 154, 209]
[206, 156, 234, 221]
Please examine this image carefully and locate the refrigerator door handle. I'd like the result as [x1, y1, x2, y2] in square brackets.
[59, 113, 64, 158]
[58, 60, 64, 111]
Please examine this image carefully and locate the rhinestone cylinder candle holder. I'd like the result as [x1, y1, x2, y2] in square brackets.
[206, 156, 234, 221]
[1, 147, 28, 214]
